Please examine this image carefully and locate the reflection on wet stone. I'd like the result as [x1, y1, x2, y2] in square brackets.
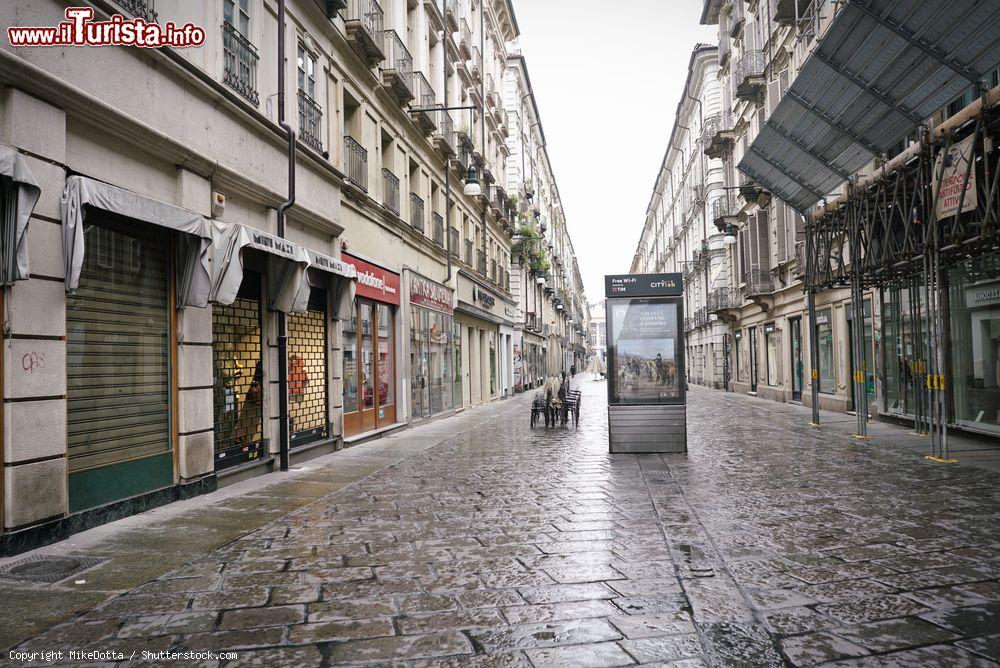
[8, 383, 1000, 667]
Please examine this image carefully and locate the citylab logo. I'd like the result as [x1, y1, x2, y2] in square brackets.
[7, 7, 205, 48]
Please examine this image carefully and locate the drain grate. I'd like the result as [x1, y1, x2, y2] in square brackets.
[0, 555, 105, 583]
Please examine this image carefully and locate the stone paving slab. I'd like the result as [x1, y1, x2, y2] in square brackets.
[3, 382, 1000, 666]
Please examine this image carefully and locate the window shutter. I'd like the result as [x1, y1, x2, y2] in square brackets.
[767, 79, 780, 116]
[739, 227, 749, 282]
[756, 210, 770, 270]
[776, 201, 787, 262]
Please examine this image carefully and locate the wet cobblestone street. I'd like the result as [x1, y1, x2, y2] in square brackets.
[9, 381, 1000, 667]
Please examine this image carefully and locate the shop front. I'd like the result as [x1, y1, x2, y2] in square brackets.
[61, 176, 212, 511]
[950, 258, 1000, 436]
[406, 271, 459, 420]
[208, 223, 309, 471]
[455, 273, 515, 406]
[341, 252, 400, 437]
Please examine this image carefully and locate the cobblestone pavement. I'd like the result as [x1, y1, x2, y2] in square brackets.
[8, 381, 1000, 667]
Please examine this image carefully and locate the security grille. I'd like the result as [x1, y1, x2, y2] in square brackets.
[212, 275, 264, 469]
[289, 289, 329, 447]
[66, 221, 170, 473]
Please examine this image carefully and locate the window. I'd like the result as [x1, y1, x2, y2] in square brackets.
[765, 323, 779, 386]
[735, 332, 743, 383]
[224, 0, 249, 36]
[816, 309, 834, 394]
[297, 44, 316, 99]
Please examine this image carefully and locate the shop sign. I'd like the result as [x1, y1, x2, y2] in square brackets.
[474, 286, 496, 309]
[966, 281, 1000, 309]
[248, 230, 297, 260]
[410, 272, 453, 314]
[764, 323, 776, 334]
[815, 310, 831, 326]
[935, 134, 978, 221]
[307, 249, 356, 278]
[342, 252, 400, 305]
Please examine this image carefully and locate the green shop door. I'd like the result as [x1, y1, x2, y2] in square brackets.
[67, 218, 173, 513]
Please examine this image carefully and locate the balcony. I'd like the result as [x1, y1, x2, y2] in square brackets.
[718, 28, 731, 68]
[728, 0, 745, 38]
[793, 241, 807, 279]
[344, 135, 368, 191]
[464, 239, 473, 266]
[707, 287, 741, 313]
[711, 194, 740, 232]
[744, 269, 774, 297]
[450, 227, 460, 258]
[444, 0, 460, 31]
[379, 168, 399, 215]
[432, 109, 455, 157]
[409, 192, 424, 233]
[702, 112, 735, 159]
[486, 74, 497, 109]
[116, 0, 157, 21]
[470, 46, 482, 81]
[491, 185, 505, 216]
[410, 72, 437, 135]
[381, 30, 414, 104]
[476, 249, 487, 276]
[739, 173, 769, 204]
[344, 0, 385, 67]
[458, 18, 472, 59]
[431, 213, 445, 247]
[222, 22, 259, 106]
[735, 50, 766, 101]
[297, 90, 323, 153]
[772, 0, 811, 25]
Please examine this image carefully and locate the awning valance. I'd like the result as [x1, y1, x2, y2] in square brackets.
[739, 0, 1000, 213]
[61, 175, 212, 307]
[209, 222, 311, 314]
[305, 249, 357, 320]
[0, 144, 41, 286]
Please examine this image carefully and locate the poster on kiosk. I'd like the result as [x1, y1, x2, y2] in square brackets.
[605, 273, 687, 453]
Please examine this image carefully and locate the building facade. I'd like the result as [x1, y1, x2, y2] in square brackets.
[633, 0, 1000, 443]
[0, 0, 586, 555]
[504, 54, 588, 391]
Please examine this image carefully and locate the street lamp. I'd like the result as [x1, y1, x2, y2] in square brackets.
[463, 166, 482, 197]
[723, 223, 737, 245]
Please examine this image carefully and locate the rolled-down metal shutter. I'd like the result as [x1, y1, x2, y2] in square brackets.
[66, 218, 171, 505]
[288, 287, 328, 447]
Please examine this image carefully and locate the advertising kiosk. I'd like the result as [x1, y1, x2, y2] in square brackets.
[605, 273, 687, 453]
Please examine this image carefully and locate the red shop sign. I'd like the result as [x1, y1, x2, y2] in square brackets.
[342, 252, 400, 305]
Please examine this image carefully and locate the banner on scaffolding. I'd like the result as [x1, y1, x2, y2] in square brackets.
[934, 134, 978, 222]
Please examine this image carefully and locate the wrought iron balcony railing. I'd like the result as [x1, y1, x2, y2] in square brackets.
[702, 112, 735, 158]
[298, 89, 323, 153]
[412, 71, 435, 108]
[459, 18, 472, 58]
[432, 213, 445, 246]
[708, 287, 741, 312]
[344, 135, 368, 191]
[409, 192, 424, 233]
[222, 21, 259, 106]
[735, 50, 766, 99]
[381, 168, 399, 214]
[381, 30, 414, 102]
[117, 0, 157, 23]
[344, 0, 384, 65]
[745, 268, 774, 296]
[449, 227, 460, 258]
[470, 46, 482, 79]
[729, 0, 746, 37]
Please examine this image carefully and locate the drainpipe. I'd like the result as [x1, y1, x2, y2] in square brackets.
[444, 0, 452, 283]
[276, 0, 296, 472]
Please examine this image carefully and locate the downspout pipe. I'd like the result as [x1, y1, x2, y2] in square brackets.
[444, 0, 452, 283]
[276, 0, 296, 472]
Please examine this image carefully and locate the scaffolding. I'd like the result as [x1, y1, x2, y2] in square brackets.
[803, 94, 1000, 458]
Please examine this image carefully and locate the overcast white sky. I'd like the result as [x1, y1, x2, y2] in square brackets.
[511, 1, 715, 306]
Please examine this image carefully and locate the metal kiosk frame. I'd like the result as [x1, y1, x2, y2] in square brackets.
[605, 273, 687, 453]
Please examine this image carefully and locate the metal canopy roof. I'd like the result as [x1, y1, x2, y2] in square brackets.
[738, 0, 1000, 213]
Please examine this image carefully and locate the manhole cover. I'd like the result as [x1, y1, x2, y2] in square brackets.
[0, 555, 105, 583]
